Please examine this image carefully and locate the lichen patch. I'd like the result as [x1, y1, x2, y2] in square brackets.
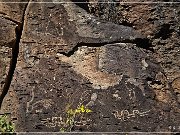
[58, 46, 122, 89]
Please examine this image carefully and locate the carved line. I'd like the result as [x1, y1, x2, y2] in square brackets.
[113, 109, 151, 121]
[26, 86, 35, 113]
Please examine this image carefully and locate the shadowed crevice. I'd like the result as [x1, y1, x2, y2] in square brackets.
[60, 38, 154, 57]
[72, 0, 90, 12]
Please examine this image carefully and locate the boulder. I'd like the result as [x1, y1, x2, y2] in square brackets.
[89, 0, 180, 89]
[0, 0, 179, 132]
[6, 1, 177, 132]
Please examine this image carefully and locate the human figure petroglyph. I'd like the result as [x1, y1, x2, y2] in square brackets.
[128, 89, 136, 101]
[124, 84, 137, 101]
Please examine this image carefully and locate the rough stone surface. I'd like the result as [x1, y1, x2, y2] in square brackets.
[89, 0, 180, 90]
[0, 48, 11, 107]
[0, 0, 180, 133]
[0, 0, 29, 23]
[0, 17, 15, 96]
[21, 0, 144, 55]
[11, 42, 170, 132]
[0, 0, 28, 117]
[0, 0, 28, 96]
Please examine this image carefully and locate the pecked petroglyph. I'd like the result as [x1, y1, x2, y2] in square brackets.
[113, 109, 151, 121]
[26, 87, 53, 113]
[26, 86, 35, 113]
[41, 116, 64, 128]
[57, 46, 122, 89]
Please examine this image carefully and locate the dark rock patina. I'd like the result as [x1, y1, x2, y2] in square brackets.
[0, 0, 179, 133]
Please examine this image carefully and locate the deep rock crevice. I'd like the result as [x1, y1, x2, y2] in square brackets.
[72, 0, 90, 12]
[0, 2, 29, 108]
[60, 38, 154, 57]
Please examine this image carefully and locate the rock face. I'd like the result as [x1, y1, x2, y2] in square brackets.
[0, 6, 16, 100]
[0, 0, 180, 133]
[0, 0, 28, 119]
[0, 17, 13, 95]
[89, 0, 180, 89]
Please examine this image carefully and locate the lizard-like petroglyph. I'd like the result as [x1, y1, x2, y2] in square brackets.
[113, 109, 151, 121]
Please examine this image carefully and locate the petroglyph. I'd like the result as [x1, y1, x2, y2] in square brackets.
[26, 87, 53, 113]
[113, 109, 151, 121]
[41, 115, 92, 128]
[74, 117, 92, 127]
[26, 86, 35, 113]
[33, 99, 53, 109]
[86, 92, 98, 106]
[126, 78, 145, 96]
[112, 93, 122, 101]
[142, 59, 148, 70]
[124, 84, 137, 101]
[41, 116, 64, 128]
[128, 89, 136, 101]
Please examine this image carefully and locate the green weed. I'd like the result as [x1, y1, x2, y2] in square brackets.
[60, 105, 92, 132]
[0, 115, 14, 133]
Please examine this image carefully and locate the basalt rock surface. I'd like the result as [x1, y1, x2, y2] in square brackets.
[0, 17, 14, 95]
[0, 0, 27, 107]
[0, 0, 179, 133]
[89, 0, 180, 103]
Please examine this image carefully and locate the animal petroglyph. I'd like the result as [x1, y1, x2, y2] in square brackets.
[26, 87, 53, 113]
[113, 109, 151, 121]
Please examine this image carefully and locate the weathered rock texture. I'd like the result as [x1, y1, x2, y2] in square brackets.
[0, 17, 14, 95]
[0, 0, 180, 133]
[89, 0, 180, 102]
[0, 0, 28, 119]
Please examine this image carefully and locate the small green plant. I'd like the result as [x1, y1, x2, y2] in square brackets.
[0, 115, 14, 133]
[60, 105, 92, 132]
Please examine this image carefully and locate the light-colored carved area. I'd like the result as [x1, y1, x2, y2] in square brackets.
[41, 116, 64, 128]
[57, 46, 122, 89]
[113, 109, 151, 121]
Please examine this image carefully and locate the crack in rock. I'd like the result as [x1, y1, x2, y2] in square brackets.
[0, 1, 30, 108]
